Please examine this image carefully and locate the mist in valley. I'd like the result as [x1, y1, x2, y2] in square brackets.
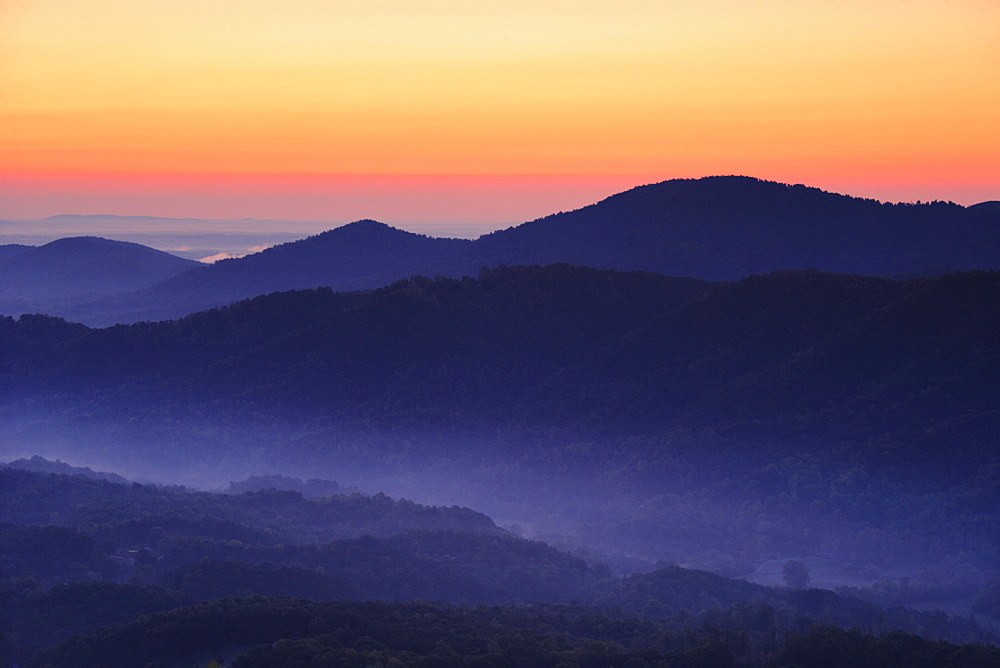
[5, 412, 995, 598]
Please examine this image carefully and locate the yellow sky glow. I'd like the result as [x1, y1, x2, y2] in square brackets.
[1, 0, 997, 220]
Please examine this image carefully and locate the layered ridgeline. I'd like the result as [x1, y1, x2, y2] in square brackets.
[2, 266, 997, 578]
[4, 176, 999, 325]
[1, 465, 995, 667]
[4, 265, 996, 446]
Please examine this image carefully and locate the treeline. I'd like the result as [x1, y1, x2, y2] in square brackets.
[1, 468, 996, 666]
[2, 269, 997, 580]
[5, 266, 998, 451]
[33, 597, 1000, 667]
[227, 473, 344, 497]
[3, 514, 987, 647]
[1, 454, 130, 484]
[0, 467, 499, 546]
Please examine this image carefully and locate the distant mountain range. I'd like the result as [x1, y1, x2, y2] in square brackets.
[2, 176, 997, 325]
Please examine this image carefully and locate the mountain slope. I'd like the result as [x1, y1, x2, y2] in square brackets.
[64, 220, 472, 324]
[528, 269, 1000, 443]
[4, 266, 997, 449]
[160, 218, 469, 293]
[461, 176, 1000, 279]
[0, 236, 198, 300]
[6, 177, 998, 325]
[2, 267, 997, 576]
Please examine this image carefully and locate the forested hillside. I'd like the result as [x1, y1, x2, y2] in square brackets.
[2, 467, 995, 666]
[1, 266, 997, 588]
[0, 467, 499, 545]
[3, 265, 997, 448]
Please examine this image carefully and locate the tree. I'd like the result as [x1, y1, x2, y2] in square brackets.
[782, 560, 811, 589]
[307, 616, 330, 636]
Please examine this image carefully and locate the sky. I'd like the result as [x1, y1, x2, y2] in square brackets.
[1, 0, 998, 233]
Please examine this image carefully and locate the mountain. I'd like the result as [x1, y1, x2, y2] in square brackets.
[0, 236, 198, 301]
[1, 265, 704, 409]
[0, 467, 500, 544]
[968, 200, 1000, 213]
[4, 265, 997, 450]
[2, 266, 997, 584]
[525, 269, 1000, 441]
[11, 176, 998, 325]
[3, 466, 994, 668]
[140, 218, 472, 307]
[47, 221, 472, 324]
[461, 176, 1000, 280]
[2, 454, 131, 485]
[2, 466, 996, 666]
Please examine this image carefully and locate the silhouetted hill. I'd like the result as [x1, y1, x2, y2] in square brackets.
[3, 467, 993, 667]
[0, 312, 90, 365]
[2, 455, 131, 485]
[0, 467, 501, 544]
[968, 200, 1000, 213]
[2, 265, 703, 410]
[116, 220, 472, 319]
[462, 176, 1000, 280]
[227, 473, 343, 497]
[8, 177, 998, 325]
[0, 236, 197, 301]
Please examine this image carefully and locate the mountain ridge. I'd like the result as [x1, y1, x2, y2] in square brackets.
[4, 176, 998, 325]
[2, 265, 997, 586]
[133, 218, 473, 309]
[0, 236, 198, 302]
[4, 265, 996, 451]
[461, 176, 997, 279]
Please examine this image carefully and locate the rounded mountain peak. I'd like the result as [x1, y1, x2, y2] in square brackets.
[311, 219, 412, 240]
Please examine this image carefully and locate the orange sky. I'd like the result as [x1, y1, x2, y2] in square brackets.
[2, 0, 997, 226]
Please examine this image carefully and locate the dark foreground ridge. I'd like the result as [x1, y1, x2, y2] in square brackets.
[36, 598, 1000, 667]
[2, 466, 996, 666]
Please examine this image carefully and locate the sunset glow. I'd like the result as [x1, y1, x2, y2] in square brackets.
[2, 0, 997, 225]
